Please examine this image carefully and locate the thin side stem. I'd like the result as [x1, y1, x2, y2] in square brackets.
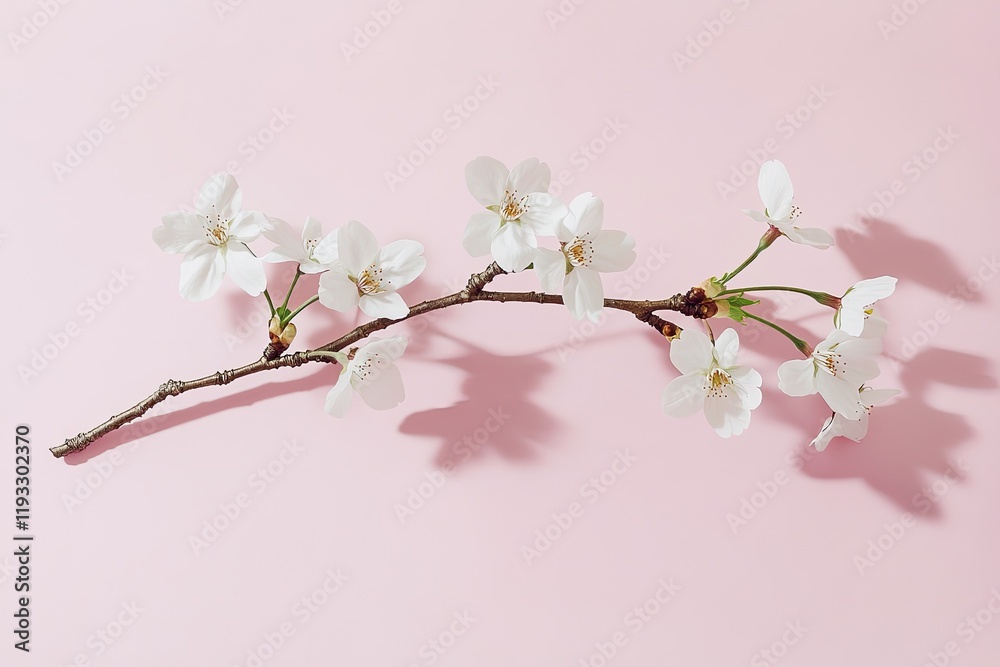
[718, 285, 826, 299]
[263, 289, 276, 317]
[702, 319, 715, 343]
[285, 295, 319, 323]
[721, 226, 781, 283]
[743, 312, 812, 357]
[281, 269, 303, 312]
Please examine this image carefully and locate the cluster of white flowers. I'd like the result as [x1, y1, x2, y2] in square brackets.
[662, 161, 900, 450]
[462, 157, 637, 321]
[151, 160, 901, 453]
[153, 173, 425, 417]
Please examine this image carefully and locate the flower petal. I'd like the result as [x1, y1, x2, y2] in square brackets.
[490, 222, 537, 272]
[743, 209, 771, 224]
[661, 373, 706, 418]
[777, 358, 817, 396]
[564, 193, 603, 237]
[836, 412, 870, 442]
[301, 216, 322, 245]
[563, 267, 604, 320]
[375, 240, 426, 289]
[835, 306, 867, 338]
[323, 370, 354, 417]
[835, 340, 883, 386]
[861, 387, 900, 407]
[779, 224, 834, 249]
[732, 367, 764, 410]
[669, 328, 714, 376]
[713, 328, 740, 368]
[312, 229, 340, 266]
[844, 276, 897, 306]
[533, 248, 567, 294]
[179, 244, 226, 301]
[860, 313, 888, 340]
[839, 276, 897, 336]
[462, 211, 502, 257]
[704, 393, 752, 438]
[318, 270, 360, 312]
[507, 157, 550, 195]
[196, 173, 241, 220]
[362, 336, 408, 361]
[360, 291, 409, 320]
[589, 231, 636, 273]
[520, 192, 567, 236]
[758, 160, 793, 221]
[815, 372, 865, 419]
[358, 362, 405, 411]
[298, 261, 329, 275]
[154, 212, 205, 253]
[338, 220, 379, 274]
[228, 210, 266, 242]
[225, 243, 267, 296]
[465, 156, 509, 207]
[810, 415, 838, 451]
[262, 218, 306, 264]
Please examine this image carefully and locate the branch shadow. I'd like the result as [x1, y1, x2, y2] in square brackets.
[399, 327, 561, 471]
[62, 368, 333, 465]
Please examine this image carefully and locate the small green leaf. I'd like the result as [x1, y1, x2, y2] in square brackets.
[723, 295, 760, 323]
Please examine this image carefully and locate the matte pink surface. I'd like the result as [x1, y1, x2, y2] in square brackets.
[3, 1, 999, 664]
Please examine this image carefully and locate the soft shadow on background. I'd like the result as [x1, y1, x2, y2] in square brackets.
[67, 219, 993, 504]
[63, 368, 332, 465]
[755, 220, 994, 516]
[835, 217, 983, 303]
[795, 348, 991, 517]
[399, 325, 561, 469]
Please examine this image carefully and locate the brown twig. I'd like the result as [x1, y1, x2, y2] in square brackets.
[52, 263, 702, 458]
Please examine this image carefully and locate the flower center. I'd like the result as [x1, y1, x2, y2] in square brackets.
[707, 368, 733, 397]
[814, 350, 845, 377]
[500, 189, 528, 222]
[356, 263, 386, 295]
[789, 205, 802, 220]
[304, 237, 321, 261]
[202, 204, 231, 246]
[351, 353, 384, 383]
[563, 235, 594, 267]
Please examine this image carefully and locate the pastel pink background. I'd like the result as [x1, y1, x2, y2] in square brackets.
[3, 0, 999, 664]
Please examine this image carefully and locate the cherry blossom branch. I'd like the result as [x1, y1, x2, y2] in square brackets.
[50, 351, 337, 458]
[56, 157, 899, 458]
[52, 262, 698, 458]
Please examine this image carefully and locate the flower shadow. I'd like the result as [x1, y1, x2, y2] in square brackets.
[61, 368, 333, 465]
[399, 327, 561, 470]
[835, 219, 981, 303]
[786, 348, 991, 517]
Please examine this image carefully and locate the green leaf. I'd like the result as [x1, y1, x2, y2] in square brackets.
[723, 295, 760, 323]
